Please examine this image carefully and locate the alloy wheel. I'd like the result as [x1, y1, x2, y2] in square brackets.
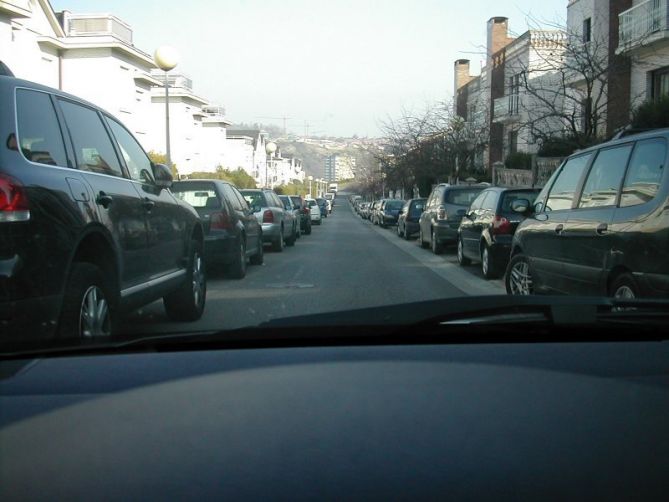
[509, 259, 533, 295]
[79, 285, 110, 338]
[482, 247, 489, 276]
[614, 285, 635, 299]
[192, 251, 205, 306]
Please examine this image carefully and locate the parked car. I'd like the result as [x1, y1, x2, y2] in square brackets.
[0, 75, 206, 338]
[506, 129, 669, 299]
[419, 185, 486, 254]
[240, 189, 294, 251]
[279, 195, 301, 244]
[456, 187, 540, 279]
[378, 199, 405, 228]
[172, 180, 264, 278]
[289, 194, 312, 235]
[305, 198, 322, 224]
[397, 198, 427, 239]
[316, 197, 329, 218]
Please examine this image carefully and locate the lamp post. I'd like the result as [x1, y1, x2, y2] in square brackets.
[154, 46, 179, 170]
[265, 142, 277, 188]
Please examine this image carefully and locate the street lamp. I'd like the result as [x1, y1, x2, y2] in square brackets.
[265, 142, 277, 188]
[154, 46, 179, 170]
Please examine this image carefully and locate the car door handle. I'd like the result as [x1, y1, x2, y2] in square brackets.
[95, 191, 113, 208]
[142, 198, 155, 211]
[555, 223, 564, 234]
[596, 223, 608, 235]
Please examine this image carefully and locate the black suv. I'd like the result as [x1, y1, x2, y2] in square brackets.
[506, 129, 669, 299]
[0, 76, 206, 338]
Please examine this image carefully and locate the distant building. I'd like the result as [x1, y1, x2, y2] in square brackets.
[225, 129, 268, 185]
[324, 154, 356, 181]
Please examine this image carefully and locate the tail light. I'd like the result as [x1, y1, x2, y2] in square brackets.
[492, 215, 511, 235]
[302, 207, 309, 215]
[0, 175, 30, 222]
[437, 205, 447, 220]
[210, 211, 233, 230]
[262, 210, 274, 223]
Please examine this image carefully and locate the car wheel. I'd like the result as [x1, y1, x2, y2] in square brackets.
[272, 230, 284, 252]
[58, 262, 114, 339]
[505, 254, 533, 295]
[457, 237, 471, 266]
[431, 230, 442, 255]
[610, 272, 638, 299]
[481, 244, 498, 279]
[419, 228, 428, 249]
[305, 222, 312, 235]
[164, 239, 206, 321]
[286, 226, 296, 246]
[397, 223, 402, 238]
[228, 237, 247, 279]
[249, 236, 264, 265]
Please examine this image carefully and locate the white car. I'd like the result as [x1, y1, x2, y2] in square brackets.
[305, 198, 322, 225]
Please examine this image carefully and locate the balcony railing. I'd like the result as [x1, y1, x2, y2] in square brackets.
[619, 0, 669, 51]
[493, 94, 521, 123]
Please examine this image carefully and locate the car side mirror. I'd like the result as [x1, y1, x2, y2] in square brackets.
[152, 163, 173, 189]
[511, 199, 531, 214]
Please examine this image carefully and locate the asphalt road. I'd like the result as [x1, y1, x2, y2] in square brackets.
[120, 195, 504, 335]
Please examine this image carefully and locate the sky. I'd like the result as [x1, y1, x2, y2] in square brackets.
[51, 0, 567, 137]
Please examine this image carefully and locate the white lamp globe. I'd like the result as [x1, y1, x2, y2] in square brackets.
[266, 142, 277, 155]
[154, 46, 180, 71]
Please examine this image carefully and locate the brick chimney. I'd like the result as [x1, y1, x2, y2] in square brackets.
[487, 17, 514, 65]
[454, 59, 473, 91]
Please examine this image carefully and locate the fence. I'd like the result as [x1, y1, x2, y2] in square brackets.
[493, 156, 564, 188]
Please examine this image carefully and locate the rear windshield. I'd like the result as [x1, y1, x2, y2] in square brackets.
[501, 191, 540, 213]
[172, 183, 221, 209]
[316, 198, 326, 204]
[307, 200, 317, 207]
[444, 188, 483, 206]
[385, 200, 404, 210]
[279, 196, 292, 208]
[410, 200, 426, 214]
[290, 196, 302, 207]
[240, 191, 266, 208]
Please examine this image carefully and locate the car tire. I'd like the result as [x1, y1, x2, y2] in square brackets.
[228, 237, 247, 279]
[58, 262, 114, 339]
[610, 272, 639, 299]
[272, 230, 284, 252]
[457, 237, 471, 266]
[305, 222, 312, 235]
[481, 244, 498, 279]
[286, 226, 296, 246]
[431, 230, 442, 255]
[164, 239, 206, 321]
[250, 236, 264, 265]
[397, 224, 403, 238]
[419, 228, 428, 249]
[505, 254, 534, 295]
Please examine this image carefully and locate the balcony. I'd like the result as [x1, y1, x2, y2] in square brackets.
[65, 14, 133, 45]
[493, 94, 521, 123]
[618, 0, 669, 54]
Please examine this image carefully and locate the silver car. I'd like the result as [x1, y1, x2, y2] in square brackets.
[240, 189, 294, 251]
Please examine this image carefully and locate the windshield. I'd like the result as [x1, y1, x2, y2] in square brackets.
[2, 0, 666, 350]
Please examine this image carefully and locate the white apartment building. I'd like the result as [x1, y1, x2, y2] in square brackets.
[323, 154, 356, 181]
[225, 129, 268, 186]
[1, 1, 231, 174]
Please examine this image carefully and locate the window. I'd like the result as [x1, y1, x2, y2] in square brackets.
[106, 117, 152, 182]
[652, 67, 669, 100]
[469, 192, 487, 212]
[579, 145, 632, 208]
[58, 100, 123, 177]
[545, 153, 592, 211]
[221, 184, 244, 211]
[481, 191, 498, 212]
[16, 90, 68, 167]
[501, 191, 539, 213]
[582, 18, 591, 43]
[172, 187, 220, 209]
[508, 130, 518, 155]
[445, 189, 482, 206]
[508, 74, 521, 113]
[235, 189, 251, 210]
[620, 139, 666, 207]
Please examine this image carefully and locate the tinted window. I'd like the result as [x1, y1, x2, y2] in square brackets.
[290, 196, 302, 208]
[16, 89, 68, 167]
[58, 99, 123, 177]
[578, 145, 632, 208]
[106, 117, 153, 183]
[410, 200, 426, 216]
[279, 196, 292, 210]
[307, 200, 317, 208]
[469, 192, 487, 211]
[545, 153, 592, 211]
[444, 188, 482, 206]
[620, 139, 666, 207]
[172, 183, 220, 209]
[233, 188, 250, 210]
[221, 184, 243, 211]
[501, 191, 540, 213]
[385, 200, 404, 210]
